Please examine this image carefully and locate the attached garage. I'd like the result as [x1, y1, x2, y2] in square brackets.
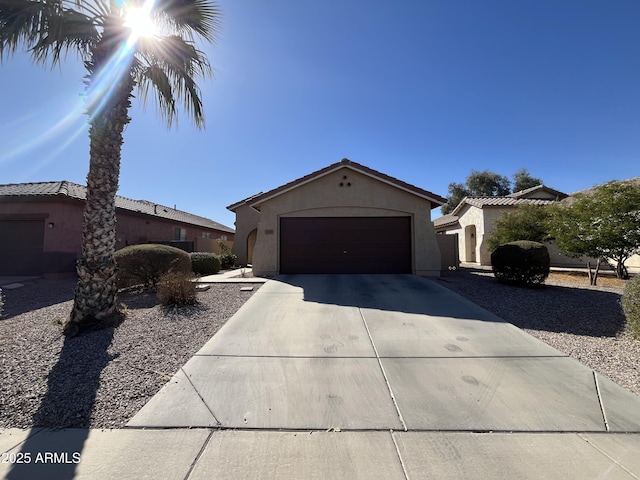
[280, 216, 411, 274]
[228, 159, 447, 276]
[0, 219, 45, 275]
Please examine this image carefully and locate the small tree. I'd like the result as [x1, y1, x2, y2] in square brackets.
[548, 181, 640, 283]
[441, 169, 546, 215]
[441, 170, 511, 214]
[486, 204, 550, 252]
[441, 182, 470, 215]
[467, 169, 511, 197]
[513, 168, 542, 193]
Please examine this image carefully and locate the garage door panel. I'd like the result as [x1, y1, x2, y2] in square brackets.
[280, 217, 411, 274]
[0, 220, 45, 275]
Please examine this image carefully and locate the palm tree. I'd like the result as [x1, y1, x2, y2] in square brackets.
[0, 0, 220, 334]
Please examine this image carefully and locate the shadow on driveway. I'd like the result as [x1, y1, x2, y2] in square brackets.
[273, 274, 504, 322]
[273, 272, 626, 337]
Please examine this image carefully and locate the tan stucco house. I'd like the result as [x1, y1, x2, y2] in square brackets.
[434, 185, 567, 266]
[434, 181, 640, 274]
[228, 159, 447, 276]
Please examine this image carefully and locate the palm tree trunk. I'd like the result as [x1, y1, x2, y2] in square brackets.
[66, 28, 135, 335]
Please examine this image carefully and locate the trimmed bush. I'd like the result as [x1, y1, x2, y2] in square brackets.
[157, 271, 197, 306]
[219, 252, 237, 270]
[491, 240, 550, 286]
[190, 252, 221, 275]
[217, 240, 237, 270]
[115, 244, 191, 290]
[622, 276, 640, 339]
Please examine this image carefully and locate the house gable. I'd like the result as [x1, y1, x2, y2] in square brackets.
[509, 185, 568, 200]
[433, 184, 568, 266]
[243, 158, 446, 210]
[228, 159, 445, 276]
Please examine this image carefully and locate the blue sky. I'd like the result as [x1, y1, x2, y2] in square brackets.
[1, 0, 638, 229]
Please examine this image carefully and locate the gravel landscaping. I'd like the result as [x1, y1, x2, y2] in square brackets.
[1, 269, 638, 430]
[0, 278, 258, 429]
[435, 268, 640, 396]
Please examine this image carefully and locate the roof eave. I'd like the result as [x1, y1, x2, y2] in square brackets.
[247, 161, 446, 209]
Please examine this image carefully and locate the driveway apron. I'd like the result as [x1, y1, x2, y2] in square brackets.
[125, 274, 640, 479]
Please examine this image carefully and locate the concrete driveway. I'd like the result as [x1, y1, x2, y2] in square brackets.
[124, 274, 640, 478]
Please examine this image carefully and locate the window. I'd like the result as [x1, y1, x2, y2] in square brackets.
[219, 235, 227, 241]
[174, 227, 186, 241]
[202, 232, 211, 239]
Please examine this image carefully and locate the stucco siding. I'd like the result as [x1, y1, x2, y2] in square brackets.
[230, 203, 261, 265]
[0, 199, 234, 275]
[0, 200, 83, 275]
[479, 208, 511, 264]
[250, 168, 441, 276]
[626, 254, 640, 274]
[452, 205, 483, 263]
[520, 190, 559, 200]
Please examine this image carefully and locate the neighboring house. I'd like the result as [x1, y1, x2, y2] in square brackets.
[434, 180, 640, 274]
[0, 181, 234, 277]
[434, 185, 568, 266]
[227, 159, 447, 276]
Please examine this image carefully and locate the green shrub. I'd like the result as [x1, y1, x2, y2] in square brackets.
[157, 271, 197, 307]
[217, 240, 237, 269]
[115, 244, 191, 290]
[622, 276, 640, 339]
[190, 252, 221, 275]
[219, 252, 237, 270]
[491, 240, 550, 286]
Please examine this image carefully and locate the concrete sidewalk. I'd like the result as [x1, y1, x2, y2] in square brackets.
[3, 274, 640, 479]
[196, 266, 268, 284]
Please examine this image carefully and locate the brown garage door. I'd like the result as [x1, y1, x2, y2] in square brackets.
[280, 217, 411, 274]
[0, 220, 45, 275]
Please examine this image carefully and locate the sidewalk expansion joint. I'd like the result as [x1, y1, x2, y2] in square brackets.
[181, 367, 222, 427]
[358, 307, 408, 432]
[183, 430, 214, 480]
[577, 433, 639, 480]
[593, 371, 610, 432]
[390, 431, 410, 480]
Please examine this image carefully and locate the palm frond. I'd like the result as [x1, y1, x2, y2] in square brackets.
[32, 8, 98, 63]
[0, 0, 99, 65]
[136, 60, 178, 126]
[133, 34, 210, 127]
[152, 0, 220, 42]
[0, 0, 57, 58]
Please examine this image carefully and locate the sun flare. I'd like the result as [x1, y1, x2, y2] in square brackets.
[124, 6, 157, 39]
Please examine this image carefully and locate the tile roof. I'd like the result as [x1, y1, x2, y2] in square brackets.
[463, 197, 559, 209]
[0, 181, 234, 233]
[446, 196, 559, 217]
[433, 196, 559, 230]
[226, 192, 265, 212]
[508, 184, 567, 199]
[433, 214, 459, 229]
[569, 176, 640, 197]
[228, 158, 447, 210]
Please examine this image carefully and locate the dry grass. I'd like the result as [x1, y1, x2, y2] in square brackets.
[549, 271, 628, 289]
